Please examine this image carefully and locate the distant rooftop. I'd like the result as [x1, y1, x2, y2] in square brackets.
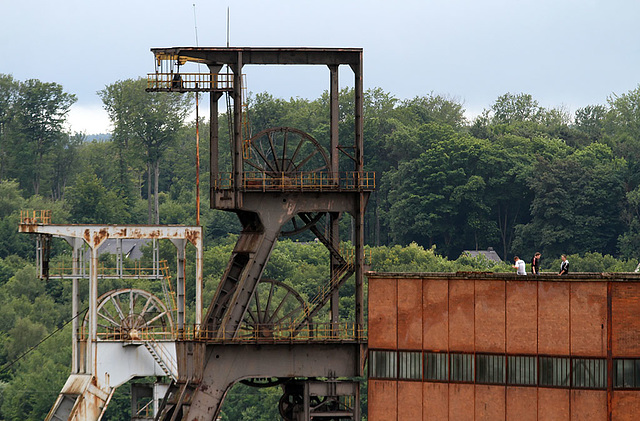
[463, 247, 502, 263]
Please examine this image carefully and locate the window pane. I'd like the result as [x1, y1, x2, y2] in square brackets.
[477, 354, 505, 384]
[369, 350, 397, 379]
[425, 352, 448, 381]
[572, 358, 606, 389]
[539, 357, 570, 387]
[399, 351, 422, 380]
[451, 353, 474, 382]
[508, 355, 537, 386]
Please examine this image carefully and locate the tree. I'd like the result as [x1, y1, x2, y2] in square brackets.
[574, 104, 607, 143]
[99, 78, 192, 224]
[0, 75, 19, 181]
[382, 124, 498, 257]
[491, 92, 542, 125]
[65, 172, 127, 224]
[514, 143, 625, 257]
[396, 93, 466, 129]
[10, 79, 76, 195]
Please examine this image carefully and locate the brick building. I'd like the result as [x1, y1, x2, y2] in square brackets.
[367, 272, 640, 420]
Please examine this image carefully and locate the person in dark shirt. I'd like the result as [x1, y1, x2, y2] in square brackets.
[531, 252, 541, 274]
[559, 254, 569, 275]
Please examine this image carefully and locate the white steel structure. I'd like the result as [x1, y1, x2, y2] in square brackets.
[19, 214, 203, 421]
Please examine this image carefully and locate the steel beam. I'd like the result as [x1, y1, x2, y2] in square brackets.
[175, 342, 363, 421]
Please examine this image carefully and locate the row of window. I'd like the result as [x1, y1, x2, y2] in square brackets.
[369, 350, 640, 390]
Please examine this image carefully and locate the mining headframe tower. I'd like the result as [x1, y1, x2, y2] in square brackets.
[24, 47, 374, 421]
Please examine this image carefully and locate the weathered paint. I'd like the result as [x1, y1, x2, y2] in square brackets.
[367, 273, 640, 421]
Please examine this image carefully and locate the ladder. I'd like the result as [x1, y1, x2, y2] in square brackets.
[144, 340, 178, 380]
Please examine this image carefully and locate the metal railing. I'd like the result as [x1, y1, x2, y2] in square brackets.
[213, 171, 376, 191]
[40, 262, 165, 279]
[146, 73, 234, 92]
[83, 322, 366, 343]
[20, 210, 51, 224]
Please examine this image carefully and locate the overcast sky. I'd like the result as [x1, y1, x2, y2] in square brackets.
[2, 0, 639, 134]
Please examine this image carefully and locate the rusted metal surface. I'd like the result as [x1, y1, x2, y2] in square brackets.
[21, 223, 203, 421]
[150, 47, 363, 66]
[147, 45, 370, 420]
[45, 374, 113, 421]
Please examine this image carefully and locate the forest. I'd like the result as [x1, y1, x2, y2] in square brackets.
[1, 73, 640, 419]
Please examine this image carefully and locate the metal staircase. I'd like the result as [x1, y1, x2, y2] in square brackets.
[144, 340, 178, 380]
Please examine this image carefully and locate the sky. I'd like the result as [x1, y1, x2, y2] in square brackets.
[2, 0, 640, 135]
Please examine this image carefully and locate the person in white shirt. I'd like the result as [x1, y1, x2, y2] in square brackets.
[512, 256, 526, 275]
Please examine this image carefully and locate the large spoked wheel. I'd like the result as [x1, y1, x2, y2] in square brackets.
[239, 279, 312, 340]
[244, 127, 330, 177]
[84, 288, 174, 341]
[280, 212, 326, 237]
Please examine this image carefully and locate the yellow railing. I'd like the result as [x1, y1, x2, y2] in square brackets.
[20, 210, 51, 225]
[83, 322, 367, 343]
[146, 73, 234, 91]
[43, 262, 165, 278]
[340, 246, 372, 266]
[214, 171, 376, 191]
[81, 326, 175, 341]
[159, 259, 177, 315]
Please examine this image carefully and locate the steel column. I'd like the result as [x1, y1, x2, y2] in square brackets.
[232, 53, 243, 200]
[329, 64, 339, 176]
[71, 238, 82, 374]
[173, 239, 186, 330]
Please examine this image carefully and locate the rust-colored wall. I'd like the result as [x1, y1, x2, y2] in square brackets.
[538, 388, 569, 421]
[538, 282, 570, 355]
[368, 380, 396, 421]
[368, 277, 397, 349]
[506, 387, 536, 421]
[570, 390, 606, 421]
[423, 382, 447, 420]
[367, 275, 640, 421]
[448, 279, 474, 352]
[612, 391, 640, 421]
[397, 278, 422, 349]
[571, 282, 607, 357]
[448, 383, 474, 421]
[397, 381, 422, 420]
[423, 278, 448, 351]
[475, 281, 505, 353]
[612, 282, 640, 357]
[475, 385, 505, 420]
[506, 281, 537, 354]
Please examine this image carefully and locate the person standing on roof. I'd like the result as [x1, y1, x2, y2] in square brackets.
[531, 252, 541, 275]
[513, 256, 526, 275]
[559, 255, 569, 275]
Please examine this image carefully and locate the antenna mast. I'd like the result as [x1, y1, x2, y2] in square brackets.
[193, 3, 201, 226]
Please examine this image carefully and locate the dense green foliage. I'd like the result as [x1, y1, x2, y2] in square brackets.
[2, 73, 640, 419]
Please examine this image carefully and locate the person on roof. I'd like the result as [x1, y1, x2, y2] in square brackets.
[513, 256, 526, 275]
[559, 255, 569, 275]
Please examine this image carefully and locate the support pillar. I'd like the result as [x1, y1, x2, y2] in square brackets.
[232, 53, 244, 206]
[172, 239, 187, 330]
[88, 246, 99, 373]
[330, 212, 340, 337]
[71, 238, 82, 373]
